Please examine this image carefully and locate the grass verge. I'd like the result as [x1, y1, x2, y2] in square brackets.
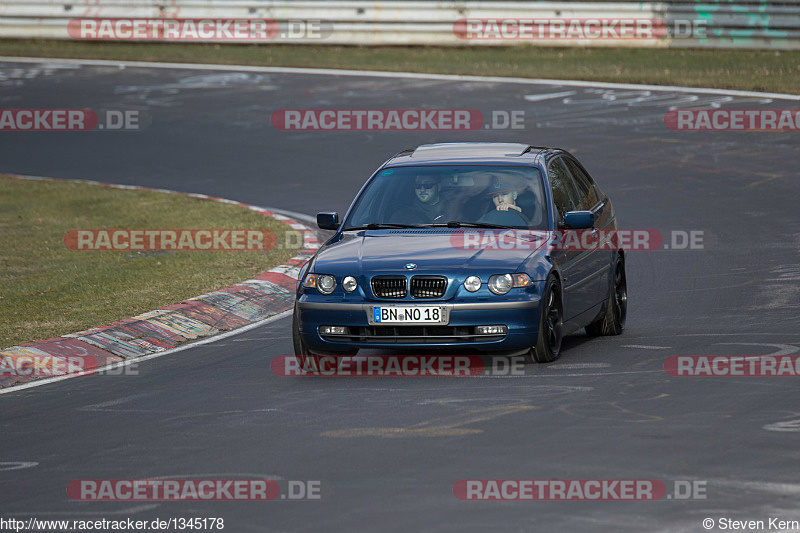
[0, 176, 299, 348]
[0, 39, 798, 94]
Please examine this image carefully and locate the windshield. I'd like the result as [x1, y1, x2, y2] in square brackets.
[343, 165, 547, 230]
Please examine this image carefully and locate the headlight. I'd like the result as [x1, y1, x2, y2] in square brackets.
[464, 275, 481, 292]
[342, 276, 358, 292]
[303, 273, 337, 295]
[488, 274, 513, 295]
[316, 275, 336, 295]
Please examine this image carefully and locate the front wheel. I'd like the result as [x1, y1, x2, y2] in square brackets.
[525, 277, 563, 363]
[585, 254, 627, 336]
[293, 305, 321, 370]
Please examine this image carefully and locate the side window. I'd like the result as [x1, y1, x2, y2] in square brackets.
[548, 158, 579, 224]
[564, 158, 599, 209]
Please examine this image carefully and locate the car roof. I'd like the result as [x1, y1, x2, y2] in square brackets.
[385, 142, 554, 166]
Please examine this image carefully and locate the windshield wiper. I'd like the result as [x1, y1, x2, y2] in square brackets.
[342, 223, 426, 231]
[425, 221, 515, 229]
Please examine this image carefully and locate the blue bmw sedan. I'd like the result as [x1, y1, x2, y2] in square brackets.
[293, 143, 626, 364]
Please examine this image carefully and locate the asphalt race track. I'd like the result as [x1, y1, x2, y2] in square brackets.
[1, 58, 799, 532]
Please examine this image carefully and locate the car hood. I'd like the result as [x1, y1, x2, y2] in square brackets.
[312, 229, 548, 274]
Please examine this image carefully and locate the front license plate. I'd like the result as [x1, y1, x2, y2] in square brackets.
[370, 306, 448, 325]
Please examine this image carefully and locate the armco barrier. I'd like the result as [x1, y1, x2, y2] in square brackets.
[0, 0, 797, 50]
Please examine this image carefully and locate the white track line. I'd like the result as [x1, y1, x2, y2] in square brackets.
[1, 56, 799, 101]
[0, 308, 292, 396]
[523, 90, 578, 101]
[268, 207, 318, 225]
[622, 344, 672, 349]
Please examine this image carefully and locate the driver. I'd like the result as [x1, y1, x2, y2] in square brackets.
[391, 175, 447, 223]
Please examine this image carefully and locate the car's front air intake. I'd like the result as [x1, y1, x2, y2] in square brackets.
[371, 276, 407, 298]
[410, 276, 447, 298]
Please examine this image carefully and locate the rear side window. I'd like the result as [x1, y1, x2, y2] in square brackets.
[548, 158, 579, 224]
[564, 158, 599, 209]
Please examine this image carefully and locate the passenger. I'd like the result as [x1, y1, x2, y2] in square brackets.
[478, 177, 529, 226]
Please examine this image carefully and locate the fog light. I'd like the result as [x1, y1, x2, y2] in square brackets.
[464, 275, 481, 292]
[320, 326, 350, 335]
[342, 276, 358, 292]
[475, 325, 507, 335]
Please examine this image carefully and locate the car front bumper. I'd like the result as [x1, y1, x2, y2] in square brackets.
[296, 297, 542, 353]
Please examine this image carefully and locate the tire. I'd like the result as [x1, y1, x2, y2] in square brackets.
[585, 254, 627, 336]
[293, 305, 321, 371]
[525, 276, 563, 363]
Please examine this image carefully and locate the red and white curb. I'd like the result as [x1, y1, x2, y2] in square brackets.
[0, 174, 319, 392]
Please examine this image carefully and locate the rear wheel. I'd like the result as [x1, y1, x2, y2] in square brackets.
[585, 254, 627, 336]
[525, 276, 563, 363]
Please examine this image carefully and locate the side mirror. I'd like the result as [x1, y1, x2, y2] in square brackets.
[563, 210, 594, 230]
[317, 212, 340, 230]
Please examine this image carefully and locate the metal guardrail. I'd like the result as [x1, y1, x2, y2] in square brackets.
[658, 1, 800, 48]
[0, 1, 797, 49]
